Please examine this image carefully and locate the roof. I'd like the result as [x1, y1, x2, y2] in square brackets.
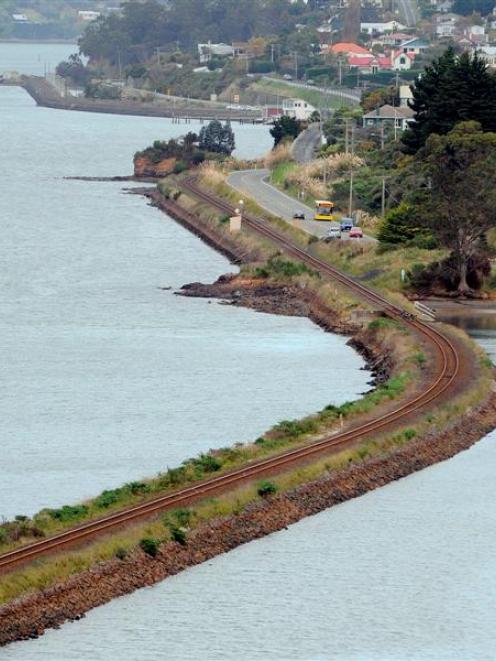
[330, 42, 370, 55]
[363, 104, 415, 119]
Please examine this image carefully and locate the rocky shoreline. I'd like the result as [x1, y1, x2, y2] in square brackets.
[2, 392, 496, 647]
[0, 186, 492, 647]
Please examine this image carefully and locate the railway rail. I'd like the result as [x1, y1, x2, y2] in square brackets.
[0, 179, 460, 573]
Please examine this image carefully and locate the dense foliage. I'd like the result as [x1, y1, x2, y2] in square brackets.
[79, 0, 321, 66]
[270, 116, 303, 146]
[402, 48, 496, 154]
[198, 120, 235, 155]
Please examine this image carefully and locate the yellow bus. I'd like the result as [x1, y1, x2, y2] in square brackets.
[314, 200, 335, 221]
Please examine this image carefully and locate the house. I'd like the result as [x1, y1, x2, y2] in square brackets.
[430, 0, 454, 11]
[464, 24, 487, 44]
[12, 14, 28, 22]
[362, 104, 415, 130]
[198, 42, 234, 63]
[399, 84, 414, 107]
[434, 13, 460, 37]
[282, 98, 316, 121]
[398, 37, 430, 54]
[360, 20, 407, 34]
[348, 49, 415, 72]
[328, 42, 371, 56]
[78, 10, 101, 21]
[476, 45, 496, 67]
[376, 32, 414, 47]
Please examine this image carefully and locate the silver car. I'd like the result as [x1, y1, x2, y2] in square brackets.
[326, 225, 341, 240]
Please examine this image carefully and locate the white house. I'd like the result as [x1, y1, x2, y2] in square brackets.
[477, 45, 496, 67]
[360, 20, 407, 34]
[282, 98, 316, 121]
[12, 13, 28, 22]
[398, 37, 430, 54]
[399, 84, 414, 107]
[434, 13, 460, 37]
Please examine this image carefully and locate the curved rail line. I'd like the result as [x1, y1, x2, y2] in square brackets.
[0, 179, 460, 572]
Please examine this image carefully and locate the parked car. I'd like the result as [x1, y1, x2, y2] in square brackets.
[349, 227, 363, 239]
[306, 79, 316, 85]
[340, 217, 354, 231]
[325, 224, 341, 240]
[292, 211, 305, 220]
[283, 74, 293, 80]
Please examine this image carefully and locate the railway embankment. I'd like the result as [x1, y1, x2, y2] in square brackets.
[1, 75, 262, 122]
[2, 392, 496, 646]
[0, 172, 493, 646]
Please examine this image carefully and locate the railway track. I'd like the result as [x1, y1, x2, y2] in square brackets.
[0, 180, 460, 573]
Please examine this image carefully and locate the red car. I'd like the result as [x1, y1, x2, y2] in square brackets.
[349, 227, 363, 239]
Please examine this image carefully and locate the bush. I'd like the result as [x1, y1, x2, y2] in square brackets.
[115, 546, 128, 560]
[170, 525, 187, 546]
[94, 489, 121, 509]
[173, 160, 188, 174]
[191, 453, 223, 474]
[140, 537, 160, 557]
[47, 504, 89, 522]
[404, 428, 417, 440]
[257, 480, 278, 497]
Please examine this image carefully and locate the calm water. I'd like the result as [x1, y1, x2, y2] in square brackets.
[0, 42, 78, 76]
[0, 82, 369, 520]
[3, 45, 496, 661]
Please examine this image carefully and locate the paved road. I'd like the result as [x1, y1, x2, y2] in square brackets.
[228, 169, 376, 243]
[396, 0, 418, 26]
[292, 124, 322, 164]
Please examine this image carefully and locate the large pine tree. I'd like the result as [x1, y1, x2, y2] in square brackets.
[402, 48, 496, 154]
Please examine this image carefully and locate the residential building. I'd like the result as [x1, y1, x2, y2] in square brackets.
[348, 49, 415, 72]
[198, 42, 235, 63]
[328, 42, 371, 56]
[360, 20, 407, 34]
[362, 104, 415, 130]
[398, 37, 430, 54]
[399, 84, 414, 107]
[282, 98, 316, 121]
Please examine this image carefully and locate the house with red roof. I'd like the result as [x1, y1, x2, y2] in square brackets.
[348, 49, 415, 73]
[327, 42, 371, 57]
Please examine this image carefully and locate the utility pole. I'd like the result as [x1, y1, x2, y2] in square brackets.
[351, 124, 355, 157]
[117, 48, 122, 84]
[348, 167, 354, 217]
[271, 44, 275, 64]
[294, 51, 298, 80]
[380, 123, 385, 150]
[381, 177, 386, 218]
[156, 47, 160, 65]
[338, 57, 342, 85]
[345, 118, 349, 154]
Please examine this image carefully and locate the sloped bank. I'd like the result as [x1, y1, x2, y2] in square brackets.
[2, 393, 496, 647]
[0, 184, 491, 646]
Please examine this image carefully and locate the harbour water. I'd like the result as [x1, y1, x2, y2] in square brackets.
[3, 44, 496, 661]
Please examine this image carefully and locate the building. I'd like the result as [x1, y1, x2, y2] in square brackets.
[362, 104, 415, 131]
[348, 49, 415, 72]
[328, 42, 371, 57]
[398, 37, 430, 54]
[399, 84, 414, 107]
[282, 98, 317, 121]
[360, 20, 407, 34]
[198, 42, 235, 63]
[12, 14, 28, 22]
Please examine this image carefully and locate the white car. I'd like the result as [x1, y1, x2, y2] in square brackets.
[326, 225, 341, 240]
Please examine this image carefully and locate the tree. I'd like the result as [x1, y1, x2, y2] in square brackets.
[402, 48, 496, 154]
[56, 53, 89, 86]
[198, 120, 235, 155]
[416, 121, 496, 292]
[270, 115, 302, 146]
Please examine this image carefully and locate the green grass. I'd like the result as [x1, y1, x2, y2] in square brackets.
[252, 79, 353, 110]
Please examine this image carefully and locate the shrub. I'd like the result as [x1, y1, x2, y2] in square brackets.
[170, 525, 187, 546]
[173, 160, 188, 174]
[257, 480, 278, 497]
[140, 537, 160, 557]
[47, 504, 89, 522]
[191, 453, 223, 474]
[115, 547, 128, 560]
[94, 489, 121, 509]
[404, 428, 417, 440]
